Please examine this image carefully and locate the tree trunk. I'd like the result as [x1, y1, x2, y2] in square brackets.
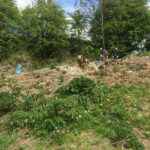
[101, 0, 105, 49]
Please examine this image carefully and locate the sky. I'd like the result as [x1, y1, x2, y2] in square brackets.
[16, 0, 150, 12]
[16, 0, 76, 13]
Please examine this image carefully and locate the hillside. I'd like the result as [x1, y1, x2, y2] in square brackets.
[0, 54, 150, 150]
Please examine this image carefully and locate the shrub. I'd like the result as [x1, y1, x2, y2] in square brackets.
[0, 92, 16, 116]
[125, 135, 145, 150]
[56, 76, 95, 95]
[113, 67, 120, 72]
[8, 111, 29, 129]
[48, 59, 59, 69]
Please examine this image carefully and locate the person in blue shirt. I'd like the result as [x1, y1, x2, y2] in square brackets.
[16, 64, 22, 74]
[114, 48, 120, 59]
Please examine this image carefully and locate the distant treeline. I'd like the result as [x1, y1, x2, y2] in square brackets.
[0, 0, 150, 61]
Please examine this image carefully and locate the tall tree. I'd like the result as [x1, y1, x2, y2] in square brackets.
[0, 0, 20, 61]
[69, 9, 87, 53]
[21, 0, 69, 60]
[90, 0, 150, 56]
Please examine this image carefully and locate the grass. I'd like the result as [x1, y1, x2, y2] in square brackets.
[0, 69, 150, 149]
[0, 132, 19, 150]
[137, 51, 150, 56]
[113, 67, 120, 72]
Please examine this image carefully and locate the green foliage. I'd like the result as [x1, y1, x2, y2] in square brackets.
[95, 125, 116, 139]
[48, 59, 59, 69]
[81, 45, 100, 59]
[137, 51, 150, 56]
[21, 1, 69, 60]
[1, 77, 148, 149]
[125, 135, 145, 150]
[0, 92, 16, 116]
[8, 111, 29, 128]
[113, 67, 120, 72]
[90, 0, 150, 56]
[0, 0, 21, 61]
[69, 9, 87, 53]
[0, 132, 19, 150]
[56, 76, 95, 95]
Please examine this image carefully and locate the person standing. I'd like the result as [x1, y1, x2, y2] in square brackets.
[100, 48, 105, 59]
[100, 48, 108, 59]
[114, 48, 120, 59]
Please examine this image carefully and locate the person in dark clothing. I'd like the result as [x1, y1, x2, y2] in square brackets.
[100, 48, 104, 59]
[100, 48, 108, 59]
[114, 48, 120, 59]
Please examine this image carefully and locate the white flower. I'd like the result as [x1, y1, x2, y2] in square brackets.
[55, 127, 58, 130]
[79, 115, 82, 118]
[107, 99, 110, 102]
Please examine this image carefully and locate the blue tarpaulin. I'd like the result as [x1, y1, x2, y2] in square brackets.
[16, 64, 22, 74]
[94, 60, 104, 63]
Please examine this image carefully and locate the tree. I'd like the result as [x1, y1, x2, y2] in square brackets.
[90, 0, 150, 56]
[69, 9, 87, 53]
[0, 0, 20, 61]
[21, 0, 69, 60]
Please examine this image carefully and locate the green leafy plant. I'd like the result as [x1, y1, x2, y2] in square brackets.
[113, 67, 120, 72]
[0, 92, 16, 116]
[48, 59, 59, 69]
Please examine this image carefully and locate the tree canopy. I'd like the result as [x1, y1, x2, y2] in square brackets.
[0, 0, 20, 61]
[89, 0, 150, 56]
[0, 0, 150, 61]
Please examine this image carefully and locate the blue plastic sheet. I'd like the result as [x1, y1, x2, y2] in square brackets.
[94, 60, 104, 63]
[16, 64, 22, 74]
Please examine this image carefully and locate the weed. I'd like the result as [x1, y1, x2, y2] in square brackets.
[62, 70, 67, 74]
[105, 61, 109, 65]
[121, 69, 128, 76]
[113, 67, 120, 72]
[0, 132, 19, 149]
[59, 75, 64, 83]
[99, 70, 107, 77]
[0, 92, 17, 116]
[125, 135, 145, 150]
[35, 73, 40, 78]
[48, 59, 59, 69]
[137, 51, 150, 56]
[135, 63, 146, 71]
[44, 88, 52, 95]
[1, 73, 5, 79]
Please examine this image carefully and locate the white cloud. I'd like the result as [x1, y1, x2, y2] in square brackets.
[16, 0, 32, 9]
[16, 0, 75, 13]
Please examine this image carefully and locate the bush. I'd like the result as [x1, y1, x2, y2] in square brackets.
[0, 92, 16, 116]
[56, 76, 95, 95]
[125, 135, 145, 150]
[48, 59, 59, 69]
[81, 46, 100, 60]
[8, 111, 29, 129]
